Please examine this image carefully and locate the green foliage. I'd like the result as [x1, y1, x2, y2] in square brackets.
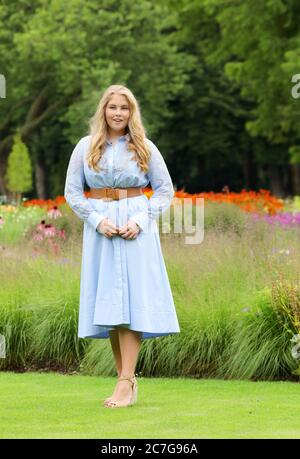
[2, 0, 300, 196]
[5, 133, 33, 201]
[284, 195, 300, 213]
[0, 303, 33, 370]
[200, 0, 300, 150]
[1, 200, 300, 380]
[203, 201, 247, 235]
[218, 299, 295, 381]
[28, 301, 89, 371]
[0, 205, 45, 246]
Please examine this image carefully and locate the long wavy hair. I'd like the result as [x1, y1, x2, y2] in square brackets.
[86, 85, 151, 173]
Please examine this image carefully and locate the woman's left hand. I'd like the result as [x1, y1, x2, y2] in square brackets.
[118, 220, 141, 240]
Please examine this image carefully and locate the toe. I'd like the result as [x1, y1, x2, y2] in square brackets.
[106, 402, 116, 408]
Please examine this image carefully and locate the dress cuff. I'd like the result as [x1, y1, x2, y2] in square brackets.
[130, 211, 149, 233]
[87, 211, 107, 231]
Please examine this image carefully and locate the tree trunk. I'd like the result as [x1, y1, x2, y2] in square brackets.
[290, 164, 300, 196]
[35, 161, 46, 200]
[0, 161, 6, 195]
[242, 151, 250, 189]
[268, 164, 284, 197]
[256, 164, 266, 189]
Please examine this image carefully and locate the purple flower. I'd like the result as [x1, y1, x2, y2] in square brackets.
[252, 211, 300, 228]
[58, 258, 70, 264]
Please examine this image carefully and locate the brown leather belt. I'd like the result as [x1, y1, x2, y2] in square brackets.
[89, 187, 143, 201]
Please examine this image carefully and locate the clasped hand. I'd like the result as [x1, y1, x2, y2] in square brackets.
[97, 218, 140, 239]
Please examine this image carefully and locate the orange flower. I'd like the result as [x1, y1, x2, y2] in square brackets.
[23, 188, 284, 215]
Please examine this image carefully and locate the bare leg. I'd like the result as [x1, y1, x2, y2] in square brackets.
[108, 329, 122, 377]
[104, 329, 123, 402]
[118, 326, 142, 376]
[108, 326, 142, 404]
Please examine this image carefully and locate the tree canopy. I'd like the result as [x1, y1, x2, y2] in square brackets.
[1, 0, 300, 198]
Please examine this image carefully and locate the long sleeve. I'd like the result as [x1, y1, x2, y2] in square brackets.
[130, 139, 174, 232]
[64, 138, 107, 231]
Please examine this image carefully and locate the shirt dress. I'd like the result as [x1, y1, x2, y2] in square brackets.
[64, 133, 180, 340]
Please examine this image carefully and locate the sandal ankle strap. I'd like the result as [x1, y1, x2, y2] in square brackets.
[118, 375, 136, 383]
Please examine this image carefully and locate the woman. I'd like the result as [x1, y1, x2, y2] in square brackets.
[64, 84, 180, 408]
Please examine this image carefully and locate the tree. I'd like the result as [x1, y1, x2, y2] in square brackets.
[199, 0, 300, 194]
[158, 0, 261, 193]
[0, 0, 192, 197]
[5, 132, 33, 206]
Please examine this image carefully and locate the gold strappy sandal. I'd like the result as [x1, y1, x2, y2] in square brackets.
[103, 376, 121, 406]
[104, 375, 138, 408]
[103, 373, 123, 406]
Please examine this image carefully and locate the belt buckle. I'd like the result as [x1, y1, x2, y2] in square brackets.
[105, 188, 117, 201]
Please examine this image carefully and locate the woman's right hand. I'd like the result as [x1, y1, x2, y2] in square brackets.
[97, 218, 119, 238]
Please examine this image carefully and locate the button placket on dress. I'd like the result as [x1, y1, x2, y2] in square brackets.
[109, 138, 130, 324]
[118, 198, 130, 324]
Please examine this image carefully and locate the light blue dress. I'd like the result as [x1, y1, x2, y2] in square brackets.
[64, 133, 180, 340]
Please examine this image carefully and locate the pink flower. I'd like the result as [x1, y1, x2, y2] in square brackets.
[43, 224, 56, 237]
[33, 232, 44, 241]
[47, 206, 62, 219]
[0, 216, 4, 225]
[37, 220, 46, 231]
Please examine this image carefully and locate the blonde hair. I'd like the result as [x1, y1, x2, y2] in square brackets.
[86, 85, 151, 173]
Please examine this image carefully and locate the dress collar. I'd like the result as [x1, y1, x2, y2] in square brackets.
[106, 132, 131, 145]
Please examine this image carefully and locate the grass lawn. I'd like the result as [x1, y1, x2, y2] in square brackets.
[0, 372, 300, 438]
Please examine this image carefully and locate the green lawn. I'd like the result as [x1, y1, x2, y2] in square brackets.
[0, 371, 299, 439]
